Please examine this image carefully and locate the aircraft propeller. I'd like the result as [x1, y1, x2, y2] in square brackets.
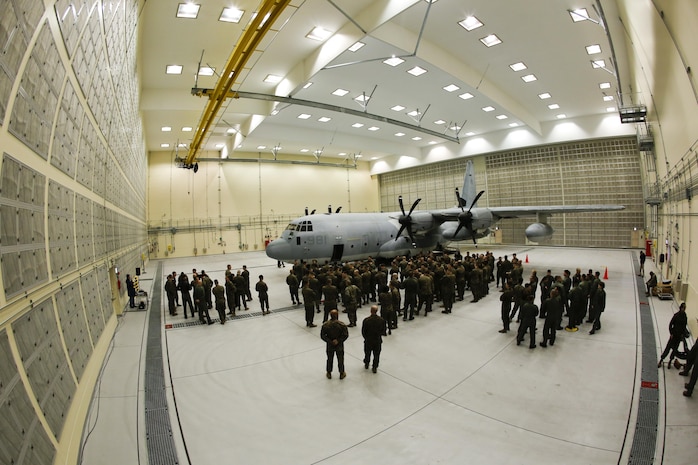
[305, 207, 316, 215]
[453, 188, 485, 244]
[395, 195, 421, 245]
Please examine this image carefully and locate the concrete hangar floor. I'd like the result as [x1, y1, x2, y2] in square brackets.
[80, 246, 696, 465]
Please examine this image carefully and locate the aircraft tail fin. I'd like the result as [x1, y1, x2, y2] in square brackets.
[460, 159, 477, 207]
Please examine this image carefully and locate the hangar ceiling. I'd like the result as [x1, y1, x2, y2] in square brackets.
[139, 0, 632, 162]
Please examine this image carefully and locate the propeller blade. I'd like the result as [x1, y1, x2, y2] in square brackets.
[455, 188, 466, 209]
[468, 190, 485, 212]
[310, 209, 316, 215]
[408, 198, 421, 216]
[335, 206, 342, 213]
[454, 222, 464, 238]
[328, 205, 332, 214]
[305, 207, 309, 215]
[398, 195, 406, 215]
[396, 224, 407, 241]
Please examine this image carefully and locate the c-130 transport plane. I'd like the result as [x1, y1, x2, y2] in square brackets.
[265, 160, 624, 263]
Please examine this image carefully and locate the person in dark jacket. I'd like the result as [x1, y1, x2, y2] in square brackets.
[164, 274, 178, 316]
[192, 276, 212, 325]
[658, 302, 688, 369]
[516, 292, 539, 349]
[286, 270, 300, 305]
[179, 272, 194, 318]
[362, 305, 387, 373]
[589, 281, 606, 334]
[126, 274, 136, 308]
[540, 288, 563, 347]
[499, 282, 513, 333]
[225, 275, 236, 316]
[212, 279, 226, 324]
[302, 281, 317, 327]
[321, 309, 348, 379]
[255, 275, 269, 315]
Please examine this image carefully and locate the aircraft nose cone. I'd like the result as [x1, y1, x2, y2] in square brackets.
[265, 238, 288, 261]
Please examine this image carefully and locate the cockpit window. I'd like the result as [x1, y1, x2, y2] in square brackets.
[286, 223, 298, 231]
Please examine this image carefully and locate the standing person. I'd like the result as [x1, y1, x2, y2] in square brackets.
[126, 274, 136, 308]
[242, 265, 253, 302]
[516, 292, 539, 349]
[402, 272, 418, 321]
[233, 271, 248, 311]
[499, 282, 513, 333]
[321, 309, 348, 379]
[212, 279, 227, 324]
[440, 268, 456, 314]
[658, 302, 688, 369]
[179, 272, 194, 318]
[255, 275, 270, 315]
[302, 281, 317, 327]
[164, 274, 178, 316]
[225, 275, 236, 316]
[322, 278, 339, 323]
[200, 270, 213, 309]
[540, 288, 563, 347]
[343, 280, 360, 327]
[286, 270, 300, 305]
[172, 272, 180, 306]
[589, 281, 606, 335]
[539, 270, 554, 308]
[378, 285, 395, 335]
[639, 250, 646, 277]
[192, 276, 213, 325]
[679, 342, 698, 397]
[362, 305, 387, 373]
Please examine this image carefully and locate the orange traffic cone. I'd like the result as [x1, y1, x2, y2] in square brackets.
[603, 267, 608, 280]
[525, 254, 529, 263]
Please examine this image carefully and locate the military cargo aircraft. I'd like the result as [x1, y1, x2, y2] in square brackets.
[265, 160, 625, 263]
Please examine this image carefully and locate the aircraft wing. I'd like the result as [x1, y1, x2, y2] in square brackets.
[487, 204, 625, 219]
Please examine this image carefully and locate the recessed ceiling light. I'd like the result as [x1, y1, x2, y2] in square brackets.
[449, 124, 461, 131]
[569, 8, 589, 22]
[458, 16, 483, 31]
[219, 7, 244, 23]
[306, 26, 332, 41]
[166, 65, 182, 75]
[509, 62, 527, 72]
[302, 82, 313, 89]
[368, 126, 380, 131]
[548, 103, 560, 110]
[443, 84, 460, 92]
[348, 41, 365, 52]
[264, 74, 282, 83]
[556, 114, 567, 119]
[509, 123, 519, 127]
[521, 74, 537, 83]
[391, 105, 405, 111]
[297, 113, 311, 119]
[216, 143, 225, 148]
[300, 149, 309, 153]
[176, 3, 200, 19]
[428, 140, 437, 145]
[318, 116, 331, 122]
[480, 34, 502, 47]
[354, 95, 370, 103]
[603, 95, 614, 101]
[606, 107, 616, 112]
[591, 59, 606, 69]
[182, 127, 192, 132]
[395, 132, 405, 137]
[434, 119, 446, 125]
[482, 106, 495, 112]
[496, 114, 508, 120]
[599, 82, 611, 89]
[459, 92, 474, 100]
[226, 128, 237, 134]
[407, 66, 427, 76]
[412, 136, 422, 141]
[352, 123, 364, 128]
[160, 143, 170, 148]
[332, 88, 349, 96]
[257, 145, 267, 150]
[161, 126, 172, 132]
[586, 44, 602, 55]
[198, 66, 215, 76]
[178, 143, 187, 148]
[383, 56, 405, 67]
[407, 110, 421, 117]
[538, 93, 552, 99]
[465, 132, 475, 136]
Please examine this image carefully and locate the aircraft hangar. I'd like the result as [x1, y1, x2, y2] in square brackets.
[0, 1, 696, 464]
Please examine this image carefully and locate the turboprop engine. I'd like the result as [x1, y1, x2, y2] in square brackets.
[524, 222, 554, 242]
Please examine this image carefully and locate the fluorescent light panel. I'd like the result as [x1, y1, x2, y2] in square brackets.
[443, 84, 460, 92]
[297, 113, 311, 119]
[509, 62, 527, 72]
[459, 92, 474, 100]
[458, 16, 483, 31]
[569, 8, 589, 22]
[591, 59, 606, 69]
[391, 105, 405, 111]
[599, 82, 611, 89]
[586, 44, 602, 55]
[368, 126, 379, 131]
[548, 103, 560, 109]
[383, 56, 405, 67]
[264, 74, 282, 83]
[348, 42, 365, 52]
[161, 126, 171, 132]
[219, 7, 244, 23]
[176, 3, 200, 19]
[318, 116, 331, 122]
[332, 88, 349, 96]
[482, 106, 495, 112]
[198, 66, 215, 76]
[521, 74, 537, 83]
[166, 65, 182, 74]
[306, 26, 332, 41]
[407, 66, 427, 76]
[538, 93, 552, 99]
[480, 34, 502, 47]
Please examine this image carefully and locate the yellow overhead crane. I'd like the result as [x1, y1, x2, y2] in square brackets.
[184, 0, 292, 167]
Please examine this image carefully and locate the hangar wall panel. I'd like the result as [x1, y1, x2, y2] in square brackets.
[379, 137, 643, 247]
[0, 1, 148, 463]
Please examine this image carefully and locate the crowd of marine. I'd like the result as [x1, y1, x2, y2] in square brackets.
[159, 252, 607, 347]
